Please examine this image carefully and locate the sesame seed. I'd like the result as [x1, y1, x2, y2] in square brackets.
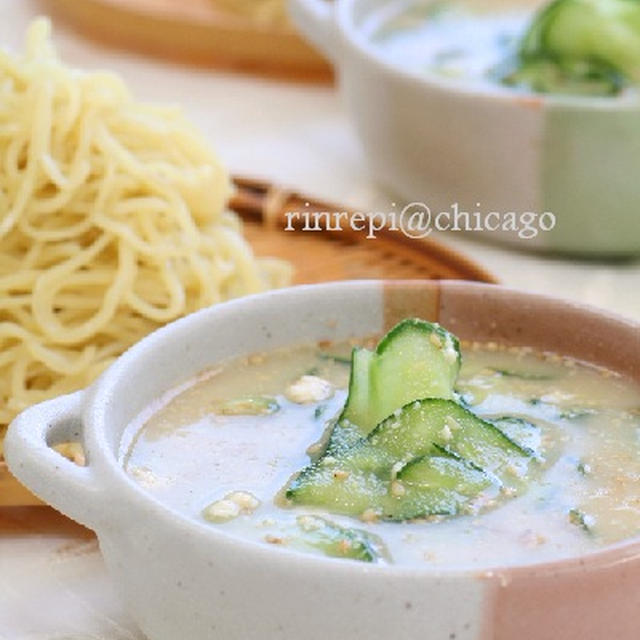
[429, 332, 443, 348]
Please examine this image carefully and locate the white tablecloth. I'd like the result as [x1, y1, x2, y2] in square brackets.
[1, 1, 639, 637]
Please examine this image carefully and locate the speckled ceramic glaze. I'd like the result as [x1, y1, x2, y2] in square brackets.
[290, 0, 640, 256]
[5, 281, 640, 640]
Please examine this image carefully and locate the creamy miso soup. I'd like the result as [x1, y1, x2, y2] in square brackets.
[364, 2, 531, 87]
[122, 337, 640, 569]
[364, 1, 640, 97]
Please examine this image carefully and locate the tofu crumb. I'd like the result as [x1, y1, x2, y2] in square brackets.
[265, 534, 285, 545]
[332, 469, 350, 480]
[130, 466, 170, 489]
[391, 480, 406, 497]
[202, 499, 240, 523]
[338, 539, 352, 554]
[462, 502, 481, 516]
[202, 491, 260, 523]
[443, 336, 458, 364]
[429, 332, 442, 348]
[285, 375, 334, 404]
[297, 515, 323, 531]
[390, 461, 404, 480]
[306, 442, 323, 456]
[360, 508, 379, 523]
[439, 424, 453, 441]
[506, 463, 525, 479]
[228, 491, 260, 512]
[445, 416, 461, 432]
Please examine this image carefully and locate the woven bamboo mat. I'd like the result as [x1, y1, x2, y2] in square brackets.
[0, 175, 495, 508]
[232, 176, 497, 283]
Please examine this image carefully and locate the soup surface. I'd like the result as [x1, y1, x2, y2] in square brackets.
[364, 1, 639, 97]
[122, 339, 640, 568]
[364, 2, 531, 87]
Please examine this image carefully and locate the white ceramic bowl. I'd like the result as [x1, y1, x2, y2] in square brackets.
[290, 0, 640, 256]
[5, 280, 640, 640]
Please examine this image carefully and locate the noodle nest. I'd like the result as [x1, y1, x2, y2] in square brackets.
[0, 19, 291, 441]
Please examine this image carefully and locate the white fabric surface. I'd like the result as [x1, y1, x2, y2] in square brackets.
[0, 1, 638, 637]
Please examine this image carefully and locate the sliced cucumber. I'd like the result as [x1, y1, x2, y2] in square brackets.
[286, 399, 533, 519]
[502, 58, 623, 95]
[294, 515, 387, 562]
[370, 319, 460, 426]
[329, 348, 375, 453]
[286, 319, 540, 522]
[325, 319, 460, 455]
[383, 455, 498, 521]
[365, 399, 531, 482]
[286, 460, 387, 517]
[536, 0, 640, 81]
[568, 508, 595, 534]
[489, 416, 542, 459]
[504, 0, 640, 95]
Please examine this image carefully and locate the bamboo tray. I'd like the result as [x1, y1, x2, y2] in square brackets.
[0, 176, 496, 508]
[232, 177, 497, 283]
[39, 0, 333, 82]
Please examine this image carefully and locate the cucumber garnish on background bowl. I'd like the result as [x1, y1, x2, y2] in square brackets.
[500, 0, 640, 95]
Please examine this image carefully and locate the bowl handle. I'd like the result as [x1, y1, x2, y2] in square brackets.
[288, 0, 338, 61]
[4, 390, 102, 530]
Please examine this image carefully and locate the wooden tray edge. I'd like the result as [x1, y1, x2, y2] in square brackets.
[39, 0, 334, 83]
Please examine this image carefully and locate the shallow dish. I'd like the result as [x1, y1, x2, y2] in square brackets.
[290, 0, 640, 256]
[5, 280, 640, 640]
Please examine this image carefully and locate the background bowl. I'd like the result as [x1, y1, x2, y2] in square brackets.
[5, 280, 640, 640]
[290, 0, 640, 256]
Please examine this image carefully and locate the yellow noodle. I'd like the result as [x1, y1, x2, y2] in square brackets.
[0, 19, 292, 443]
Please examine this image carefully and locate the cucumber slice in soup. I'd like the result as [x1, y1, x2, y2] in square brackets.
[330, 348, 375, 453]
[370, 319, 460, 425]
[383, 455, 498, 521]
[287, 399, 533, 519]
[294, 515, 387, 562]
[286, 458, 388, 517]
[287, 319, 536, 522]
[489, 416, 542, 458]
[325, 319, 460, 455]
[366, 399, 531, 482]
